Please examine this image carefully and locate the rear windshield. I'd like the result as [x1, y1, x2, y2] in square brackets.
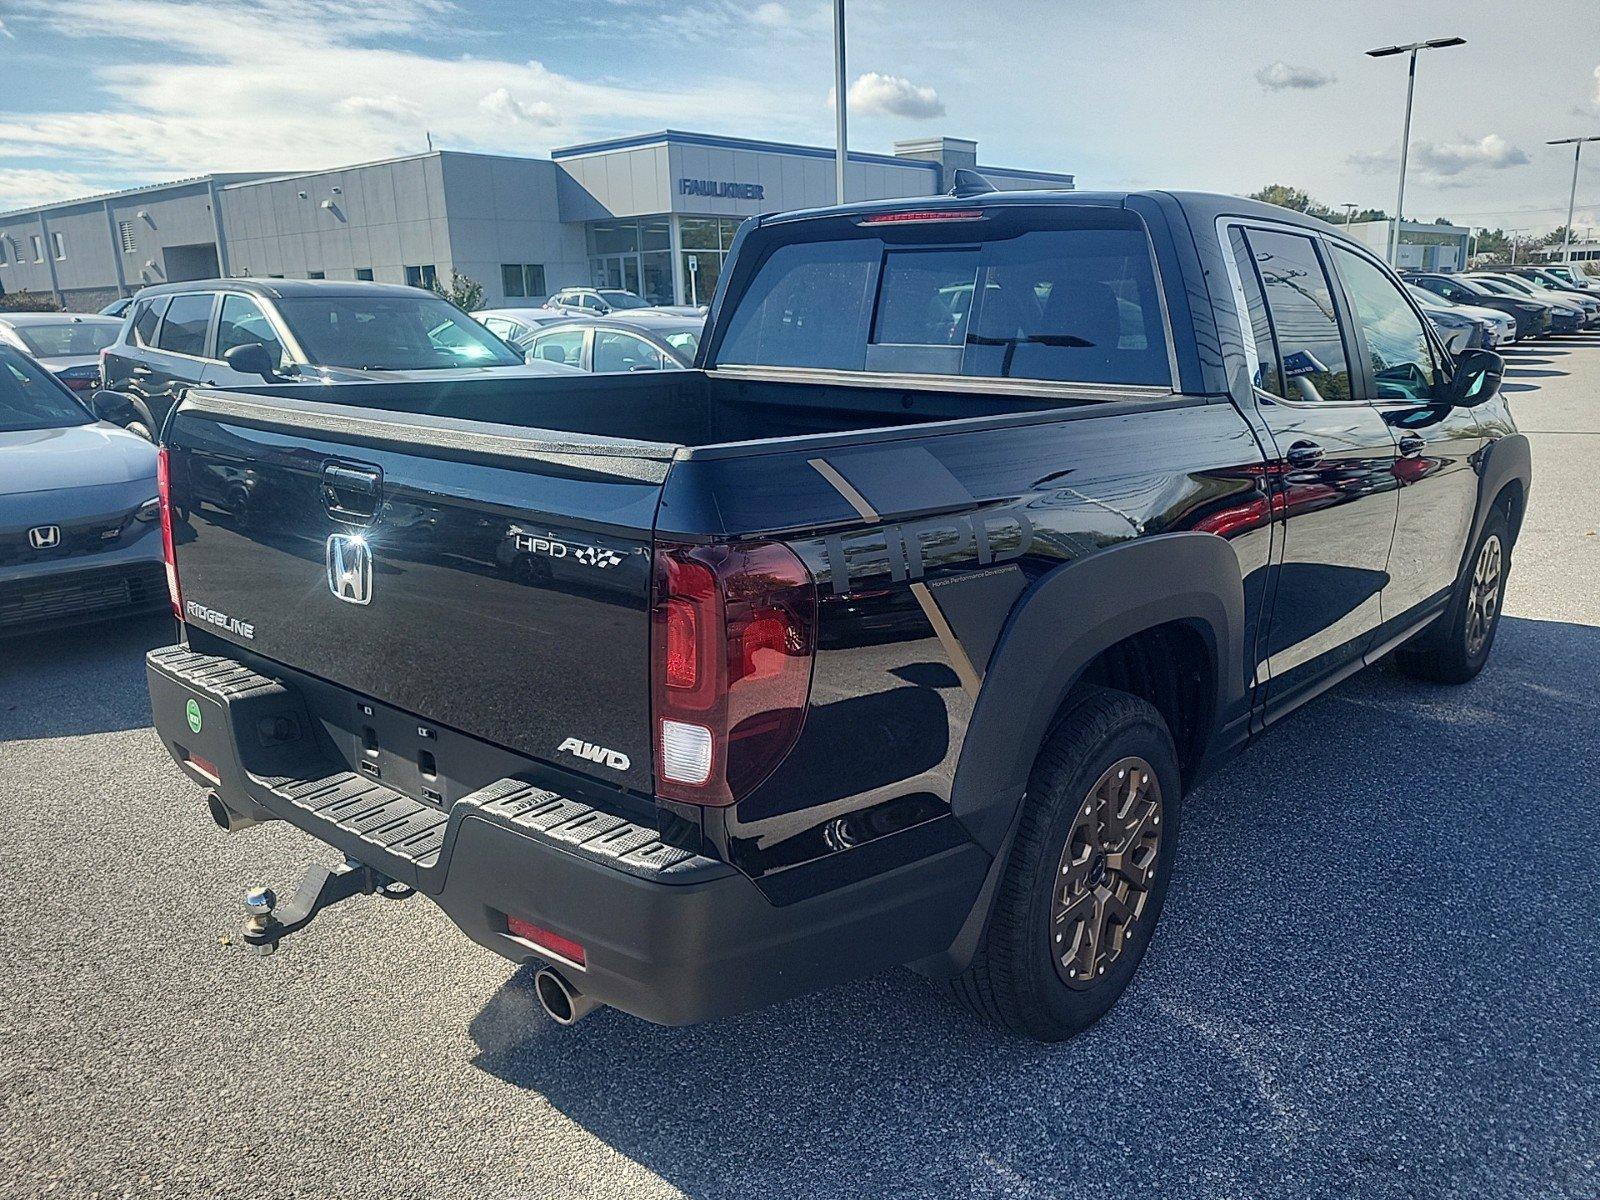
[714, 208, 1172, 387]
[0, 348, 92, 431]
[275, 296, 523, 371]
[11, 320, 121, 358]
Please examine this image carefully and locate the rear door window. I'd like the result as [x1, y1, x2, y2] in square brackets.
[1239, 229, 1352, 403]
[529, 328, 585, 368]
[131, 296, 168, 347]
[156, 293, 215, 358]
[715, 210, 1172, 387]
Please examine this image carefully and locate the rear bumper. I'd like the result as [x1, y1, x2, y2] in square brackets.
[146, 645, 988, 1025]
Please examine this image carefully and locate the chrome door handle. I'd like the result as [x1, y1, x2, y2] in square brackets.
[1285, 440, 1324, 469]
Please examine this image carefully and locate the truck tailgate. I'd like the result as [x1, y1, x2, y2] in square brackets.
[164, 390, 674, 793]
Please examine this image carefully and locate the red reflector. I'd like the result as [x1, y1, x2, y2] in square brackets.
[664, 598, 699, 689]
[858, 209, 984, 225]
[157, 446, 182, 619]
[186, 753, 220, 784]
[506, 916, 586, 967]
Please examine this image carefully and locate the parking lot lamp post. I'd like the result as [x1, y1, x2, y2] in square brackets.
[1342, 203, 1358, 226]
[833, 0, 848, 204]
[1367, 37, 1466, 265]
[1548, 136, 1600, 264]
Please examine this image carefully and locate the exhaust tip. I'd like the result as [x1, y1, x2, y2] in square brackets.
[205, 789, 263, 833]
[534, 967, 601, 1026]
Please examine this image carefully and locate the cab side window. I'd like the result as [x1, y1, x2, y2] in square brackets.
[130, 296, 167, 348]
[1242, 229, 1353, 403]
[1331, 246, 1439, 402]
[593, 330, 665, 372]
[530, 328, 585, 368]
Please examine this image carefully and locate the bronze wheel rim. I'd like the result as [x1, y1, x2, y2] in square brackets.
[1051, 756, 1163, 990]
[1465, 534, 1503, 657]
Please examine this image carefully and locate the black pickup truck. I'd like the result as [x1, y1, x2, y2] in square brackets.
[145, 189, 1530, 1041]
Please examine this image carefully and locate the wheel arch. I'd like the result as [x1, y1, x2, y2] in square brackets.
[949, 533, 1250, 854]
[1468, 432, 1531, 564]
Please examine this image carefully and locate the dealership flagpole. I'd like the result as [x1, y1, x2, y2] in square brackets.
[833, 0, 848, 204]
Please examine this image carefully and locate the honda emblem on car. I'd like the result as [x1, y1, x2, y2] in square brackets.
[325, 533, 373, 605]
[27, 525, 61, 550]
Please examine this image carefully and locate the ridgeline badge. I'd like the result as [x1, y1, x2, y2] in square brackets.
[185, 698, 203, 734]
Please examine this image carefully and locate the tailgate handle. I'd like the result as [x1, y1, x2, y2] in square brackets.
[321, 461, 383, 522]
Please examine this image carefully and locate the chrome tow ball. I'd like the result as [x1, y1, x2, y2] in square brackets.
[243, 885, 280, 955]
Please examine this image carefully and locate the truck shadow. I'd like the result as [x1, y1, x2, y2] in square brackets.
[468, 614, 1600, 1199]
[0, 613, 173, 740]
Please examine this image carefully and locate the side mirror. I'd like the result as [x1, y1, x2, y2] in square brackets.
[223, 342, 278, 380]
[88, 390, 125, 423]
[1446, 347, 1503, 406]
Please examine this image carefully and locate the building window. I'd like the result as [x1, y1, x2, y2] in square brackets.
[355, 268, 374, 281]
[678, 217, 740, 306]
[404, 264, 437, 290]
[52, 232, 66, 260]
[118, 221, 136, 253]
[587, 219, 672, 305]
[31, 235, 44, 263]
[500, 263, 547, 300]
[307, 270, 325, 279]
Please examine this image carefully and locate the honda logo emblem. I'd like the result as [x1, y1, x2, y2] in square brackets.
[325, 533, 373, 605]
[28, 525, 61, 550]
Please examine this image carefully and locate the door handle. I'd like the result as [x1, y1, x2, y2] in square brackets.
[321, 461, 383, 522]
[1284, 440, 1324, 469]
[1397, 434, 1426, 458]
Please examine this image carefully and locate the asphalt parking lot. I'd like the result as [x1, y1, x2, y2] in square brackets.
[3, 341, 1597, 1200]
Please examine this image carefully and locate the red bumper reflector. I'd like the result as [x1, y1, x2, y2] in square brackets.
[506, 916, 586, 967]
[185, 753, 220, 784]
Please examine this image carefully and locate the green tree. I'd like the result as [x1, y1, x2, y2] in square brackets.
[1248, 184, 1386, 225]
[431, 269, 485, 312]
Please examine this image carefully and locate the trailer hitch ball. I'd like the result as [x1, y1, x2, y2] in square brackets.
[243, 885, 280, 954]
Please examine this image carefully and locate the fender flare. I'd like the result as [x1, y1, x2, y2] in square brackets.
[1465, 432, 1532, 566]
[948, 533, 1248, 853]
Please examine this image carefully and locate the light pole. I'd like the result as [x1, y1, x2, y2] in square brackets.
[1341, 203, 1358, 226]
[833, 0, 848, 204]
[1367, 37, 1466, 265]
[1547, 136, 1600, 264]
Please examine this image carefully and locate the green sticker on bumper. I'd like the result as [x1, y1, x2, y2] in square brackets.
[185, 698, 202, 734]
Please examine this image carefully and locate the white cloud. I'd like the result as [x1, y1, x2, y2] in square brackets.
[750, 2, 789, 27]
[0, 167, 104, 210]
[478, 88, 557, 127]
[1593, 63, 1600, 106]
[1255, 61, 1334, 91]
[1352, 133, 1531, 178]
[836, 72, 945, 120]
[0, 0, 786, 206]
[0, 17, 13, 37]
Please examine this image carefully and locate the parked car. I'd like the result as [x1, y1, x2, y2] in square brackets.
[546, 287, 655, 316]
[145, 190, 1527, 1042]
[97, 279, 578, 439]
[1467, 274, 1588, 333]
[1470, 272, 1599, 329]
[1405, 286, 1483, 353]
[0, 313, 125, 395]
[473, 306, 571, 348]
[99, 297, 135, 318]
[1534, 264, 1599, 291]
[1406, 284, 1512, 350]
[1405, 272, 1554, 339]
[1509, 265, 1600, 298]
[523, 313, 704, 372]
[0, 344, 166, 636]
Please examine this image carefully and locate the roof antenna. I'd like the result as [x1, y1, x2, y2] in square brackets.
[947, 168, 996, 198]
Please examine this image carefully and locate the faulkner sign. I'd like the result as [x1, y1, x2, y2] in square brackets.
[678, 178, 765, 200]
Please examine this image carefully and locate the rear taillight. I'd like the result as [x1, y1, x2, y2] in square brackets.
[857, 209, 984, 225]
[651, 542, 816, 806]
[156, 446, 182, 619]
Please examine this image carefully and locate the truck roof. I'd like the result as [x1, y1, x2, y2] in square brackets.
[764, 187, 1344, 239]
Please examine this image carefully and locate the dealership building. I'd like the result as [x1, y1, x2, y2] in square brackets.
[0, 130, 1074, 312]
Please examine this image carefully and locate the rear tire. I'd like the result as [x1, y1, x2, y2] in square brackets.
[947, 686, 1180, 1041]
[1396, 506, 1511, 685]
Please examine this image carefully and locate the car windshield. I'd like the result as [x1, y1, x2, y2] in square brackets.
[0, 348, 92, 432]
[274, 296, 522, 370]
[598, 291, 651, 310]
[1471, 278, 1520, 296]
[10, 320, 121, 358]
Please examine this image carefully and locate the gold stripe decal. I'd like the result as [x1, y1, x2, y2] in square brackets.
[808, 457, 879, 523]
[910, 582, 982, 697]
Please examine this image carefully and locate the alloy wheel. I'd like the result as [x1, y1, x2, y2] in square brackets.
[1465, 534, 1503, 657]
[1051, 756, 1163, 989]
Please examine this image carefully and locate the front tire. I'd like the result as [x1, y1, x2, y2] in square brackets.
[1396, 506, 1510, 684]
[947, 686, 1180, 1041]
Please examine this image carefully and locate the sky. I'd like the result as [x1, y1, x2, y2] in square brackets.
[1, 0, 1597, 233]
